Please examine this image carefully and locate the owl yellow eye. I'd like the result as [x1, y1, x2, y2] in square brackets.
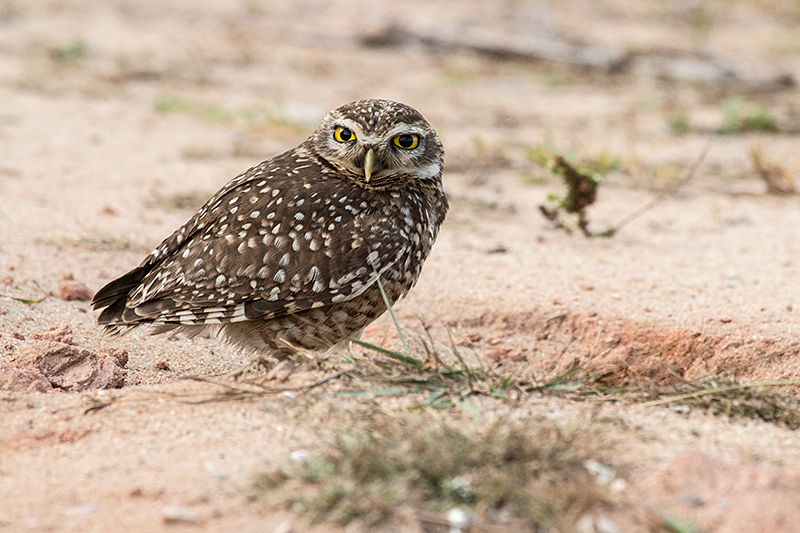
[393, 133, 419, 150]
[334, 126, 355, 143]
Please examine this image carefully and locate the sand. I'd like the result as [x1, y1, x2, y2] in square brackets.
[2, 0, 800, 531]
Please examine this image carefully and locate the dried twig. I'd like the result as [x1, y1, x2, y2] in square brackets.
[609, 138, 712, 234]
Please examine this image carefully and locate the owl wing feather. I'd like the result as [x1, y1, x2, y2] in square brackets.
[93, 147, 410, 331]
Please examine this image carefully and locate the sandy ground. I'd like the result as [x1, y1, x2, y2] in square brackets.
[2, 0, 800, 531]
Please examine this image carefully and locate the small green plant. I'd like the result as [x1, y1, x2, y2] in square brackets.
[659, 512, 702, 533]
[520, 171, 544, 184]
[527, 140, 622, 236]
[527, 140, 622, 183]
[154, 96, 194, 114]
[537, 155, 609, 237]
[441, 68, 474, 87]
[48, 40, 87, 63]
[153, 95, 259, 125]
[666, 113, 691, 135]
[717, 96, 778, 134]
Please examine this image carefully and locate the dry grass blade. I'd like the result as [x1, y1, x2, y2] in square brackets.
[254, 411, 612, 530]
[352, 339, 423, 368]
[610, 137, 712, 234]
[179, 371, 364, 404]
[749, 144, 797, 195]
[0, 282, 49, 304]
[641, 380, 800, 407]
[372, 269, 412, 358]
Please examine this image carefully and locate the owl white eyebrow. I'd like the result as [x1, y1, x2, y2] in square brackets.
[385, 124, 426, 138]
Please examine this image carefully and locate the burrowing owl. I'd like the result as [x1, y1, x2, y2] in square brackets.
[92, 99, 447, 358]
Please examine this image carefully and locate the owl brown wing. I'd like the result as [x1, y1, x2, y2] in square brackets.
[95, 150, 411, 330]
[91, 152, 284, 312]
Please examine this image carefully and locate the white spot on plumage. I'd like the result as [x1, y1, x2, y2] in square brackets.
[230, 303, 247, 322]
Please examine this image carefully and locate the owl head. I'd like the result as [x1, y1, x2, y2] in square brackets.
[310, 99, 444, 187]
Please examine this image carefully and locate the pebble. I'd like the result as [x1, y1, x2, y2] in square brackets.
[162, 506, 197, 525]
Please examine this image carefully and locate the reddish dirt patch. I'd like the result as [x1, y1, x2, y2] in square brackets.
[456, 309, 800, 388]
[1, 325, 126, 392]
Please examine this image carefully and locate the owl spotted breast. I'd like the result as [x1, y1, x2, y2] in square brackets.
[92, 99, 448, 358]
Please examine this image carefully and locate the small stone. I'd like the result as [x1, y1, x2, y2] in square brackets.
[162, 506, 197, 525]
[65, 504, 94, 516]
[290, 449, 309, 462]
[679, 492, 705, 507]
[596, 516, 620, 533]
[447, 508, 469, 532]
[11, 340, 125, 392]
[584, 459, 616, 485]
[466, 331, 481, 342]
[58, 280, 93, 301]
[266, 359, 294, 382]
[272, 521, 294, 533]
[102, 348, 129, 368]
[0, 364, 53, 392]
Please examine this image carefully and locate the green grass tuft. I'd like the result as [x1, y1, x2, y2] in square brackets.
[717, 96, 779, 135]
[48, 40, 87, 63]
[666, 114, 691, 135]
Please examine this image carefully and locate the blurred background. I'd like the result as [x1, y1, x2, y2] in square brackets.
[2, 0, 799, 200]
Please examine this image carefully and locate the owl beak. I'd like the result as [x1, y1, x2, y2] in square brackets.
[363, 148, 376, 182]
